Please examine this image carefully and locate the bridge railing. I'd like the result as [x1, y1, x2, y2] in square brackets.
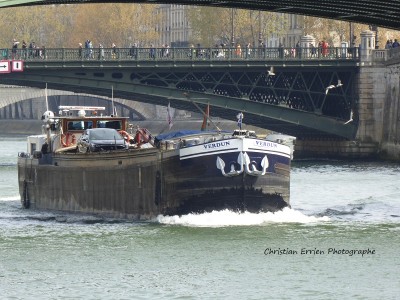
[0, 46, 360, 62]
[371, 49, 388, 62]
[387, 47, 400, 61]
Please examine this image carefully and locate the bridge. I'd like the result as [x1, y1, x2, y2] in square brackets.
[0, 0, 399, 30]
[0, 46, 360, 140]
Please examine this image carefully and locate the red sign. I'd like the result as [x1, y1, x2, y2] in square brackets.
[0, 60, 11, 73]
[12, 60, 24, 72]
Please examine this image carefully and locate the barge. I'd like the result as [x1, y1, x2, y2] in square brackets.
[18, 106, 295, 219]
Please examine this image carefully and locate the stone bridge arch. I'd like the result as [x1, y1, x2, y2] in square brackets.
[0, 85, 157, 120]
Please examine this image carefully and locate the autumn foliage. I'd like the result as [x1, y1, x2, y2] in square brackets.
[0, 4, 399, 49]
[0, 4, 160, 48]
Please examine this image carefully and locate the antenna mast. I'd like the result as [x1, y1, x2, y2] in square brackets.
[45, 83, 49, 111]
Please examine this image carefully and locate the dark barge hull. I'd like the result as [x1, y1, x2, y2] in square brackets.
[18, 142, 291, 220]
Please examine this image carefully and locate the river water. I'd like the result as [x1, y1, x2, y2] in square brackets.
[0, 135, 399, 300]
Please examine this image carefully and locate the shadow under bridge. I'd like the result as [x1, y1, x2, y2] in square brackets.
[1, 61, 358, 140]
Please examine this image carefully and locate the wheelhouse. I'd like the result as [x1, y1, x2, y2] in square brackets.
[58, 106, 128, 134]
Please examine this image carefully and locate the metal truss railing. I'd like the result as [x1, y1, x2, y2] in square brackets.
[1, 46, 360, 62]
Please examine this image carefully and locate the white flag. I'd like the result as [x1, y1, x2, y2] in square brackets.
[167, 102, 173, 129]
[237, 112, 244, 129]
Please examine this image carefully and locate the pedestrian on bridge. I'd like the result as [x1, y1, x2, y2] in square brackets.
[296, 41, 301, 59]
[21, 41, 27, 59]
[258, 42, 265, 58]
[196, 44, 202, 58]
[279, 43, 284, 59]
[310, 43, 317, 57]
[149, 44, 156, 59]
[89, 41, 93, 59]
[130, 43, 138, 59]
[322, 40, 329, 57]
[84, 40, 90, 59]
[165, 45, 170, 58]
[236, 44, 242, 58]
[112, 43, 117, 59]
[39, 46, 45, 59]
[12, 39, 19, 59]
[245, 43, 251, 59]
[28, 41, 34, 59]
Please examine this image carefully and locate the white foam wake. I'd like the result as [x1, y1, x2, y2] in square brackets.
[156, 207, 330, 227]
[0, 195, 20, 201]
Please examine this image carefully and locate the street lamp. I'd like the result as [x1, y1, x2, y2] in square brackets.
[349, 22, 354, 46]
[231, 8, 235, 47]
[258, 11, 262, 47]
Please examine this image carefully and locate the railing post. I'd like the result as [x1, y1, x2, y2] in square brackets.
[62, 48, 65, 61]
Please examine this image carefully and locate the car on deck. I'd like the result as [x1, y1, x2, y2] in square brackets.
[77, 128, 128, 153]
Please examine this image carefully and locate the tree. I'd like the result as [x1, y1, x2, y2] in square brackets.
[68, 4, 161, 48]
[187, 7, 287, 47]
[0, 4, 161, 49]
[187, 6, 226, 46]
[303, 16, 375, 46]
[1, 4, 399, 50]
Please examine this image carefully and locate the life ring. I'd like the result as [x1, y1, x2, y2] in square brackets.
[119, 130, 134, 143]
[61, 133, 76, 147]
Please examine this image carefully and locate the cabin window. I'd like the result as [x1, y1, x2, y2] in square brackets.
[96, 120, 122, 130]
[67, 121, 93, 131]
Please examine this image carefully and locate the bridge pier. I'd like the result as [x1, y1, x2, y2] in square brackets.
[295, 30, 400, 161]
[375, 65, 400, 160]
[356, 30, 400, 160]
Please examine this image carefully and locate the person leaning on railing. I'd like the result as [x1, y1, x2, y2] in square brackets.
[111, 43, 117, 59]
[149, 45, 156, 59]
[12, 39, 19, 59]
